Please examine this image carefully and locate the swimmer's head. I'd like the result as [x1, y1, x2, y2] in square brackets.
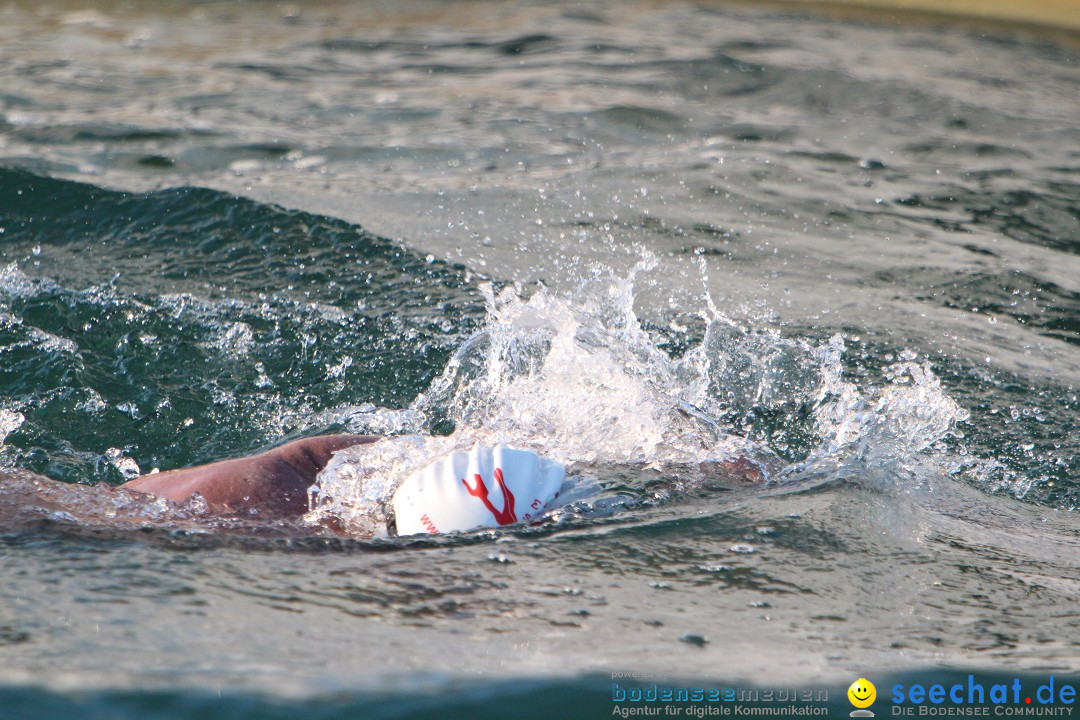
[391, 444, 564, 536]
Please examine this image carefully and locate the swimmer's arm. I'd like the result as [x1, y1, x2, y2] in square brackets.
[120, 434, 376, 518]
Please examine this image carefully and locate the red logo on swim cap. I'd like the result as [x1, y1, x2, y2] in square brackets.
[462, 468, 518, 526]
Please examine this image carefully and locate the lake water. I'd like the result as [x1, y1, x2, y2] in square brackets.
[0, 1, 1078, 717]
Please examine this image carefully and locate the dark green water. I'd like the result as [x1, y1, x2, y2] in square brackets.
[0, 168, 482, 482]
[1, 0, 1078, 717]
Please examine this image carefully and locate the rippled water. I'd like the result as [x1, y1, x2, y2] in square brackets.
[1, 0, 1078, 716]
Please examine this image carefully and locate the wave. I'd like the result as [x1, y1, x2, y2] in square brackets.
[0, 169, 483, 483]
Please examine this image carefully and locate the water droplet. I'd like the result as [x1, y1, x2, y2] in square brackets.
[697, 564, 732, 573]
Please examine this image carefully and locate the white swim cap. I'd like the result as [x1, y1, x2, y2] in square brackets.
[391, 443, 565, 536]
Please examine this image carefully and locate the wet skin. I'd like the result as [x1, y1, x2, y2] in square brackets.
[118, 434, 375, 518]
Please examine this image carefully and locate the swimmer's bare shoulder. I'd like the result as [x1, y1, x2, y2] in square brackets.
[0, 434, 374, 527]
[119, 434, 376, 518]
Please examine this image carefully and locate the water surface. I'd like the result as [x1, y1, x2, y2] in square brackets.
[0, 0, 1078, 715]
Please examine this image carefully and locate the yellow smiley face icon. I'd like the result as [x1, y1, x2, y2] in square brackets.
[848, 678, 876, 708]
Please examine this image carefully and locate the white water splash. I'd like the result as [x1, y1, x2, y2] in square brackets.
[308, 260, 970, 534]
[413, 259, 750, 468]
[0, 409, 25, 447]
[105, 447, 142, 481]
[305, 434, 461, 537]
[779, 350, 970, 485]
